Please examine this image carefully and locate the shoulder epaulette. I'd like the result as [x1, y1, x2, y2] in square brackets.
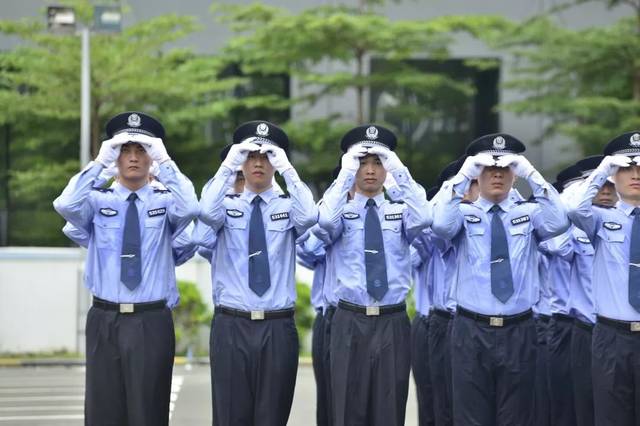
[516, 199, 537, 205]
[225, 193, 241, 198]
[279, 194, 291, 199]
[153, 188, 171, 194]
[389, 200, 405, 204]
[593, 203, 614, 209]
[92, 186, 113, 193]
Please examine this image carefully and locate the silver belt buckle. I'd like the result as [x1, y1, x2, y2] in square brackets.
[251, 310, 265, 321]
[489, 316, 504, 327]
[119, 303, 134, 314]
[631, 322, 640, 332]
[366, 306, 380, 316]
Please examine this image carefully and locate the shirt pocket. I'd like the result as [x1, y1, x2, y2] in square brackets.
[508, 223, 533, 258]
[94, 216, 121, 249]
[464, 223, 485, 263]
[596, 228, 625, 264]
[381, 219, 404, 256]
[224, 216, 248, 249]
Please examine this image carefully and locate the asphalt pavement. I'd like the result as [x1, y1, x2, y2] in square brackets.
[0, 364, 417, 425]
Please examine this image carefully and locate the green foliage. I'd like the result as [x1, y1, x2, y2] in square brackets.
[173, 280, 213, 356]
[295, 281, 315, 354]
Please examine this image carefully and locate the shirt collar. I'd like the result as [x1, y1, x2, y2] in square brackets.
[113, 182, 152, 204]
[353, 191, 385, 209]
[476, 194, 515, 213]
[616, 199, 639, 217]
[240, 186, 279, 204]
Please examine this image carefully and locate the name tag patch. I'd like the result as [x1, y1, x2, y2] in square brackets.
[603, 222, 622, 231]
[511, 215, 530, 226]
[99, 208, 117, 217]
[343, 212, 360, 220]
[270, 212, 290, 221]
[577, 237, 591, 244]
[465, 215, 481, 223]
[147, 207, 166, 217]
[385, 213, 402, 221]
[226, 209, 244, 218]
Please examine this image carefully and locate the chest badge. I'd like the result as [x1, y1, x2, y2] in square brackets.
[147, 207, 166, 217]
[465, 215, 481, 223]
[511, 215, 531, 226]
[99, 208, 117, 217]
[603, 222, 622, 231]
[226, 209, 244, 218]
[576, 237, 591, 244]
[270, 212, 290, 221]
[384, 213, 402, 221]
[343, 212, 360, 220]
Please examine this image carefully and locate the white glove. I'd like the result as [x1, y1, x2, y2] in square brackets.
[367, 146, 404, 172]
[595, 155, 632, 177]
[149, 161, 160, 177]
[98, 162, 118, 180]
[632, 156, 640, 166]
[94, 133, 130, 166]
[127, 134, 171, 164]
[341, 145, 368, 173]
[384, 170, 398, 189]
[221, 141, 260, 171]
[496, 154, 536, 178]
[260, 145, 293, 174]
[459, 153, 495, 179]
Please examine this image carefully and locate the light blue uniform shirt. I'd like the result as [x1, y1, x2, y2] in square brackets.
[318, 167, 432, 306]
[296, 225, 327, 310]
[534, 251, 553, 316]
[432, 174, 568, 315]
[539, 230, 573, 315]
[411, 230, 434, 316]
[199, 166, 317, 310]
[569, 171, 640, 320]
[567, 227, 596, 323]
[53, 161, 199, 308]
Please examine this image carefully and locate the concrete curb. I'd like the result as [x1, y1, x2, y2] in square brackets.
[0, 356, 313, 367]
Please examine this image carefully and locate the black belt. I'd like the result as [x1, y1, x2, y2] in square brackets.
[431, 308, 454, 320]
[215, 305, 295, 321]
[93, 297, 166, 314]
[457, 306, 533, 327]
[574, 318, 594, 332]
[338, 300, 406, 316]
[597, 315, 640, 333]
[552, 313, 574, 323]
[536, 314, 551, 323]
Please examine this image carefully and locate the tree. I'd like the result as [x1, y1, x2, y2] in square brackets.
[474, 0, 640, 155]
[211, 1, 503, 190]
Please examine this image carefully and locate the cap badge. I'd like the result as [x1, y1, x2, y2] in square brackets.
[630, 133, 640, 147]
[493, 136, 506, 150]
[365, 126, 379, 140]
[256, 123, 270, 137]
[127, 113, 141, 128]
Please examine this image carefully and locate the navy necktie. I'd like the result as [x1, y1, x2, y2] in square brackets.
[248, 195, 271, 296]
[121, 193, 142, 290]
[628, 207, 640, 312]
[490, 204, 514, 303]
[364, 198, 388, 301]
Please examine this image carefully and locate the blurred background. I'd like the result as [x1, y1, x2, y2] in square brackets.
[1, 0, 638, 356]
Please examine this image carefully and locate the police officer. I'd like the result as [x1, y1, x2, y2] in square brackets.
[432, 133, 568, 426]
[199, 121, 317, 426]
[53, 111, 199, 426]
[318, 124, 431, 426]
[568, 132, 640, 426]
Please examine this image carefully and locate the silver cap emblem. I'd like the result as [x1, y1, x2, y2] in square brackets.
[365, 126, 379, 140]
[127, 113, 141, 128]
[493, 136, 506, 150]
[630, 133, 640, 147]
[256, 123, 270, 137]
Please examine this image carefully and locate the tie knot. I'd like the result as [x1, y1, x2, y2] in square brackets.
[127, 193, 138, 202]
[252, 195, 262, 205]
[366, 198, 376, 208]
[490, 204, 502, 214]
[633, 207, 640, 216]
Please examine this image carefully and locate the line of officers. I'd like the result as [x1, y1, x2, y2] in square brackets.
[52, 111, 640, 426]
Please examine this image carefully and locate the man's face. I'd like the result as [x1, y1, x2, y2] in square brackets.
[355, 154, 386, 196]
[478, 165, 514, 202]
[117, 143, 151, 182]
[614, 164, 640, 202]
[593, 181, 617, 206]
[242, 151, 275, 191]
